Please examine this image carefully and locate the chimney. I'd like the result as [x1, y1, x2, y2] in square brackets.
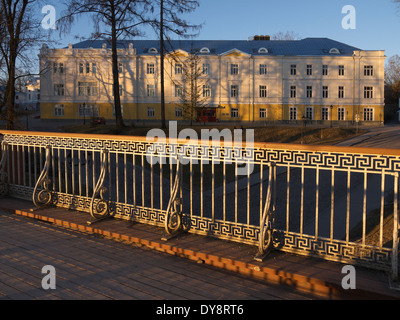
[251, 35, 270, 41]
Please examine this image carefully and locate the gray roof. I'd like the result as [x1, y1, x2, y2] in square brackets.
[68, 38, 362, 56]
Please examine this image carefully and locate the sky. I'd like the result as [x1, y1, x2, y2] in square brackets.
[45, 0, 400, 59]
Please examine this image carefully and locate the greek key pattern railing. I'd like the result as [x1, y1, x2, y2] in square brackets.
[0, 131, 399, 279]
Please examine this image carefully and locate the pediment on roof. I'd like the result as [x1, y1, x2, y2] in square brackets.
[166, 49, 189, 57]
[220, 48, 251, 57]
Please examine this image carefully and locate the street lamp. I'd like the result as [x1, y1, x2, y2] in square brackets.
[330, 105, 333, 128]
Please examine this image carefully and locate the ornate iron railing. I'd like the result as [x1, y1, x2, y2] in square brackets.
[0, 130, 399, 280]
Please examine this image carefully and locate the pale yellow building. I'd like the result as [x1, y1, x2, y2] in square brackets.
[38, 37, 386, 125]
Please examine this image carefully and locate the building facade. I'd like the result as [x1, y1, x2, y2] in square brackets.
[38, 37, 386, 125]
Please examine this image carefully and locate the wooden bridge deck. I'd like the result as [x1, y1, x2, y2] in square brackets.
[1, 197, 400, 300]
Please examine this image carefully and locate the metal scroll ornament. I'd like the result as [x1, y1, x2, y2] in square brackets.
[0, 141, 9, 196]
[33, 146, 53, 207]
[257, 163, 276, 259]
[90, 149, 109, 220]
[164, 159, 183, 237]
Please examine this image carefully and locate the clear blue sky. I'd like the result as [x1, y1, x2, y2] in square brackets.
[48, 0, 400, 59]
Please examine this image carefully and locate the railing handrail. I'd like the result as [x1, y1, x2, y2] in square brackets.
[2, 129, 400, 157]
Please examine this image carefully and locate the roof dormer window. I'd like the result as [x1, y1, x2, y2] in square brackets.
[329, 48, 340, 54]
[258, 47, 268, 54]
[148, 47, 158, 54]
[200, 47, 210, 54]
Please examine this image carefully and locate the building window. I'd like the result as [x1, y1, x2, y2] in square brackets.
[305, 107, 313, 120]
[118, 63, 123, 74]
[78, 82, 98, 96]
[147, 63, 155, 74]
[53, 63, 64, 74]
[147, 107, 155, 118]
[338, 107, 345, 121]
[79, 104, 98, 117]
[306, 86, 312, 98]
[259, 85, 267, 98]
[112, 85, 123, 96]
[339, 65, 345, 76]
[259, 64, 268, 75]
[259, 108, 267, 119]
[175, 107, 183, 118]
[306, 64, 312, 76]
[86, 62, 90, 74]
[322, 65, 328, 76]
[175, 84, 183, 97]
[321, 107, 329, 120]
[290, 85, 296, 98]
[202, 64, 210, 75]
[54, 84, 64, 96]
[79, 63, 84, 74]
[203, 84, 211, 97]
[231, 108, 239, 118]
[363, 108, 374, 121]
[92, 63, 97, 74]
[231, 85, 239, 97]
[290, 64, 296, 75]
[175, 64, 183, 75]
[54, 104, 64, 116]
[364, 86, 373, 99]
[338, 86, 344, 99]
[322, 86, 329, 98]
[147, 84, 155, 96]
[289, 107, 297, 120]
[230, 64, 239, 75]
[364, 65, 374, 76]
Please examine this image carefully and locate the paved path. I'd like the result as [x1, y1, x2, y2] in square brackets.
[0, 209, 319, 300]
[336, 124, 400, 149]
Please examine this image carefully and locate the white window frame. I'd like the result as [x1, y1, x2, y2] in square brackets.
[289, 107, 297, 120]
[147, 84, 155, 97]
[230, 64, 239, 75]
[259, 64, 268, 75]
[79, 104, 99, 117]
[339, 65, 345, 76]
[338, 86, 344, 99]
[202, 63, 210, 75]
[305, 106, 314, 120]
[306, 85, 312, 98]
[306, 64, 312, 76]
[175, 107, 183, 118]
[338, 107, 345, 121]
[147, 63, 155, 75]
[175, 64, 183, 75]
[321, 107, 329, 120]
[231, 108, 239, 118]
[54, 104, 64, 116]
[322, 65, 328, 76]
[230, 85, 239, 97]
[363, 107, 374, 121]
[290, 64, 297, 75]
[364, 86, 373, 99]
[147, 107, 155, 118]
[259, 108, 267, 119]
[364, 65, 374, 76]
[54, 84, 64, 96]
[175, 84, 183, 97]
[322, 86, 329, 99]
[259, 85, 268, 98]
[290, 85, 296, 98]
[203, 84, 211, 98]
[78, 82, 98, 96]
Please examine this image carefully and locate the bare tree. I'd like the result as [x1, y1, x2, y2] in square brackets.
[170, 49, 209, 125]
[271, 31, 301, 40]
[59, 0, 149, 130]
[150, 0, 201, 128]
[0, 0, 46, 129]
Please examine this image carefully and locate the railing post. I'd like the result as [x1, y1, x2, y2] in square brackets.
[392, 173, 399, 282]
[88, 149, 110, 224]
[162, 157, 183, 240]
[0, 141, 9, 197]
[33, 145, 52, 208]
[255, 162, 276, 261]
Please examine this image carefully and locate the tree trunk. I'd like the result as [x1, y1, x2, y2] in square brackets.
[111, 6, 124, 129]
[160, 0, 166, 129]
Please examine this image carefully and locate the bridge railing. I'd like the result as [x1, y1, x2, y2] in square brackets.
[0, 130, 399, 280]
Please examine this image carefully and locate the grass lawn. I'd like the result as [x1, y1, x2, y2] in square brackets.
[61, 123, 367, 145]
